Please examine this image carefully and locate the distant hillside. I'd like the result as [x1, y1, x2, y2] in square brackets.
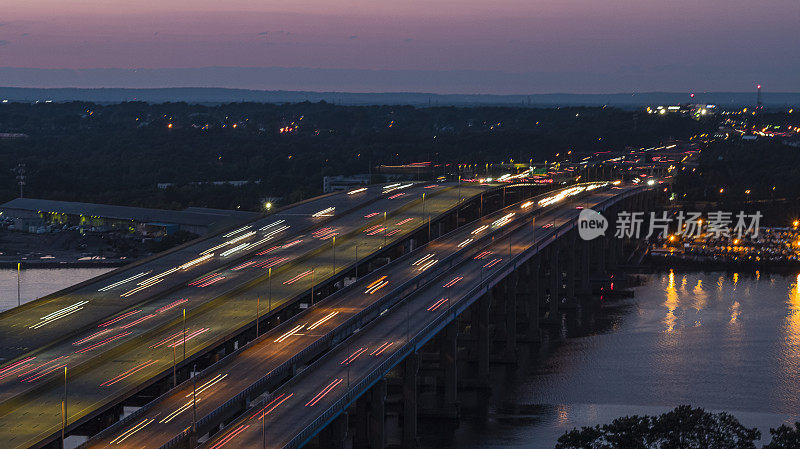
[2, 86, 797, 108]
[0, 66, 797, 107]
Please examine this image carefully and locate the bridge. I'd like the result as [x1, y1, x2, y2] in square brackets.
[37, 182, 660, 449]
[0, 180, 554, 449]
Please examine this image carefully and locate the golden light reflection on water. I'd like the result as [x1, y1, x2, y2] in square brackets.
[692, 279, 708, 320]
[664, 270, 678, 333]
[730, 301, 740, 324]
[784, 274, 800, 366]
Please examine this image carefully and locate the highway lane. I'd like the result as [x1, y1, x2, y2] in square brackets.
[0, 184, 396, 362]
[79, 184, 607, 449]
[0, 182, 496, 449]
[199, 186, 632, 449]
[0, 182, 464, 405]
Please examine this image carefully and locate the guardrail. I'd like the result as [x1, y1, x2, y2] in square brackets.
[280, 185, 649, 449]
[74, 181, 547, 449]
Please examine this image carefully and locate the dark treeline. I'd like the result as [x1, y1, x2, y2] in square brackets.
[0, 101, 708, 210]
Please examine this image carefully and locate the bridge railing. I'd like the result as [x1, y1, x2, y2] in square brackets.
[280, 184, 648, 449]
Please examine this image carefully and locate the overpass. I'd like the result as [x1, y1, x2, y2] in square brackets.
[0, 180, 545, 449]
[70, 183, 656, 449]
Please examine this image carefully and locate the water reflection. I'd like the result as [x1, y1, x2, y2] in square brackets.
[435, 271, 800, 449]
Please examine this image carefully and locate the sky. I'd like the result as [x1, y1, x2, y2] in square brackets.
[0, 0, 797, 93]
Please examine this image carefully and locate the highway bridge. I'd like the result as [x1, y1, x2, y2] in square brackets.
[43, 182, 658, 449]
[0, 180, 550, 449]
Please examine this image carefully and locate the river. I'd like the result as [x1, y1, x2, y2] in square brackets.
[0, 267, 113, 312]
[426, 270, 800, 448]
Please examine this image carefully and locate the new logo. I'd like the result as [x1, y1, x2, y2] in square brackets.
[578, 209, 607, 240]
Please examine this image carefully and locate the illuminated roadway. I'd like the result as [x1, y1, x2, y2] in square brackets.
[74, 184, 629, 448]
[197, 185, 642, 449]
[0, 181, 498, 449]
[0, 183, 403, 362]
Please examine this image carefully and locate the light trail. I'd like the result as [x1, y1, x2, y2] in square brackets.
[417, 259, 438, 272]
[16, 356, 69, 380]
[231, 261, 256, 271]
[283, 270, 312, 285]
[189, 273, 221, 286]
[20, 363, 67, 383]
[186, 373, 228, 398]
[308, 312, 339, 331]
[258, 219, 285, 231]
[364, 212, 380, 218]
[386, 229, 401, 237]
[73, 329, 112, 346]
[100, 359, 159, 387]
[370, 342, 393, 356]
[471, 225, 489, 235]
[482, 258, 502, 268]
[98, 310, 141, 327]
[473, 251, 492, 260]
[150, 330, 186, 349]
[75, 332, 131, 354]
[156, 298, 188, 314]
[208, 424, 250, 449]
[442, 276, 464, 288]
[197, 276, 226, 288]
[0, 357, 37, 379]
[457, 238, 473, 248]
[249, 393, 293, 420]
[222, 226, 252, 238]
[30, 301, 89, 329]
[348, 187, 367, 195]
[98, 271, 151, 292]
[167, 328, 210, 348]
[388, 193, 405, 199]
[274, 324, 306, 343]
[305, 378, 343, 407]
[178, 254, 213, 270]
[120, 279, 163, 298]
[109, 418, 154, 444]
[364, 276, 389, 295]
[395, 218, 414, 226]
[120, 314, 157, 329]
[312, 207, 336, 217]
[427, 298, 449, 312]
[412, 253, 434, 266]
[219, 243, 248, 257]
[340, 347, 368, 365]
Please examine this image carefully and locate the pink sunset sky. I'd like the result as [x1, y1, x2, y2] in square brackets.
[0, 0, 797, 92]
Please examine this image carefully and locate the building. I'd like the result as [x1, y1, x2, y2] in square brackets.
[0, 198, 259, 236]
[323, 175, 372, 193]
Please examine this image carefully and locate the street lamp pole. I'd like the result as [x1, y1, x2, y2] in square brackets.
[62, 366, 67, 444]
[268, 267, 272, 312]
[332, 236, 336, 275]
[192, 364, 197, 436]
[172, 346, 177, 387]
[383, 212, 387, 247]
[17, 262, 21, 307]
[182, 309, 187, 362]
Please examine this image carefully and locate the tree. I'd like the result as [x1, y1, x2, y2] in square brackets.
[556, 406, 760, 449]
[763, 422, 800, 449]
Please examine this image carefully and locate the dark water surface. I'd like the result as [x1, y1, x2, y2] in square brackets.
[0, 267, 113, 312]
[425, 271, 800, 448]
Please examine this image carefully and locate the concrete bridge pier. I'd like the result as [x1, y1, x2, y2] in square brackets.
[518, 257, 542, 342]
[402, 353, 419, 449]
[560, 231, 579, 309]
[439, 322, 459, 416]
[579, 237, 592, 298]
[319, 413, 348, 449]
[369, 379, 387, 449]
[502, 273, 518, 361]
[476, 294, 490, 385]
[544, 243, 561, 323]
